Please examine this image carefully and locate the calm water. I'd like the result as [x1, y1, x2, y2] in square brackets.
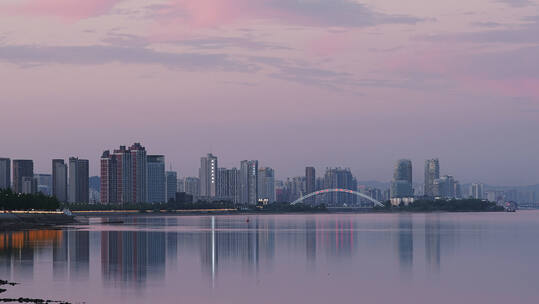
[1, 211, 539, 304]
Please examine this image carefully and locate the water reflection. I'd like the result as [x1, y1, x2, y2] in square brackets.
[425, 215, 441, 274]
[397, 215, 414, 274]
[0, 214, 469, 298]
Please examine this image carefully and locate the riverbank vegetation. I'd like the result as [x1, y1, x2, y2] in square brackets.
[251, 202, 327, 213]
[0, 189, 60, 211]
[375, 199, 504, 212]
[63, 200, 237, 212]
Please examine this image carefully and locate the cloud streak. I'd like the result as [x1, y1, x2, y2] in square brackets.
[1, 0, 123, 19]
[0, 44, 253, 71]
[155, 0, 422, 29]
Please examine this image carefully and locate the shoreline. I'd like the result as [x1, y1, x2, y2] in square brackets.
[0, 213, 76, 232]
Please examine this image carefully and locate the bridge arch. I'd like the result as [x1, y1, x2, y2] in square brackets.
[291, 188, 384, 207]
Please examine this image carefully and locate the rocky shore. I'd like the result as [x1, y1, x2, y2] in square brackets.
[0, 213, 76, 231]
[0, 279, 71, 303]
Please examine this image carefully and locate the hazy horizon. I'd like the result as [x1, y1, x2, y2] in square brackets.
[1, 0, 538, 186]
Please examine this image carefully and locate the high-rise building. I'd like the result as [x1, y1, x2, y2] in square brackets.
[0, 158, 11, 190]
[34, 174, 52, 196]
[305, 167, 316, 205]
[470, 183, 484, 199]
[147, 155, 165, 203]
[184, 177, 200, 198]
[177, 178, 185, 193]
[217, 168, 239, 203]
[424, 159, 440, 197]
[0, 158, 10, 190]
[12, 160, 34, 194]
[199, 153, 218, 198]
[239, 160, 258, 205]
[258, 167, 275, 204]
[52, 159, 68, 202]
[165, 171, 177, 203]
[129, 143, 147, 203]
[391, 159, 413, 198]
[435, 175, 457, 199]
[100, 143, 147, 204]
[21, 176, 37, 194]
[285, 176, 306, 202]
[323, 168, 357, 206]
[69, 157, 89, 203]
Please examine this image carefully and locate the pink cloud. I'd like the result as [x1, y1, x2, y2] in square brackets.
[2, 0, 122, 20]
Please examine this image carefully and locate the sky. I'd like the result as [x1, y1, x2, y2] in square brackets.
[0, 0, 538, 186]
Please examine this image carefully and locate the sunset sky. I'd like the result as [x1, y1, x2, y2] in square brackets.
[1, 0, 538, 185]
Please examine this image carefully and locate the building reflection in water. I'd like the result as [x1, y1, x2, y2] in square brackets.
[0, 215, 456, 291]
[425, 214, 441, 274]
[198, 216, 276, 287]
[69, 231, 89, 280]
[396, 215, 413, 274]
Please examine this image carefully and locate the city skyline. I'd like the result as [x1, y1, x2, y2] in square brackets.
[0, 148, 537, 187]
[1, 0, 538, 186]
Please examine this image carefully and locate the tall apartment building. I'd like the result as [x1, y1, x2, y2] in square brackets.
[165, 171, 178, 203]
[323, 168, 357, 206]
[424, 159, 440, 197]
[21, 176, 37, 194]
[0, 158, 10, 190]
[12, 160, 34, 194]
[239, 160, 258, 205]
[35, 173, 52, 196]
[52, 159, 68, 202]
[217, 168, 239, 203]
[199, 153, 218, 198]
[391, 159, 413, 198]
[305, 167, 316, 205]
[69, 157, 89, 203]
[100, 143, 147, 204]
[258, 167, 275, 204]
[470, 183, 484, 199]
[184, 177, 200, 198]
[147, 155, 165, 203]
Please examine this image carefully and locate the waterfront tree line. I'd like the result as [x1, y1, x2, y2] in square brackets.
[0, 189, 61, 211]
[376, 198, 504, 212]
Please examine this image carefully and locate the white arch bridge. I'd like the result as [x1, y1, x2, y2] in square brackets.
[291, 188, 384, 208]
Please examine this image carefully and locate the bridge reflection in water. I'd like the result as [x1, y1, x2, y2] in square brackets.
[0, 214, 450, 289]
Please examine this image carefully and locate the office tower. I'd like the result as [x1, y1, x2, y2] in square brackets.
[129, 143, 147, 203]
[100, 143, 147, 204]
[165, 171, 177, 203]
[35, 174, 52, 196]
[217, 168, 239, 203]
[323, 167, 357, 206]
[470, 183, 484, 199]
[177, 178, 185, 193]
[424, 159, 440, 197]
[21, 176, 37, 194]
[12, 160, 34, 194]
[184, 177, 200, 198]
[199, 153, 218, 198]
[435, 175, 456, 199]
[239, 160, 258, 205]
[286, 176, 306, 202]
[258, 167, 275, 204]
[0, 158, 10, 190]
[305, 167, 316, 205]
[391, 159, 413, 198]
[52, 159, 68, 202]
[147, 155, 166, 203]
[69, 157, 89, 203]
[454, 181, 462, 199]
